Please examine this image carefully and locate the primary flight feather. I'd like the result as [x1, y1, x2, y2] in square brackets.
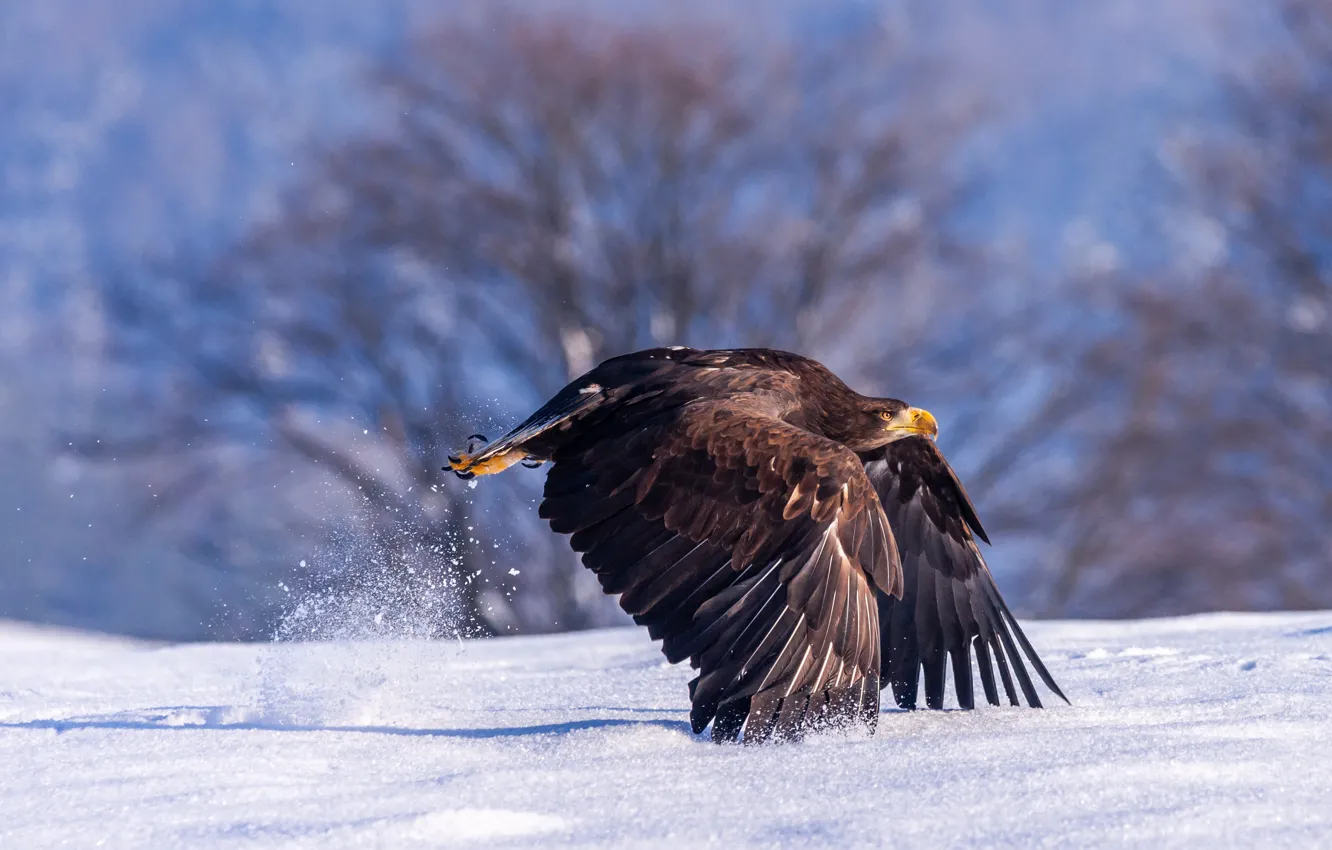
[448, 347, 1065, 743]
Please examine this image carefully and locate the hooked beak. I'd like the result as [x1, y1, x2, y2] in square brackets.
[887, 407, 938, 441]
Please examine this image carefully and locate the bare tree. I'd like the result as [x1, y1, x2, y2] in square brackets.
[89, 5, 979, 638]
[353, 8, 973, 383]
[960, 0, 1332, 616]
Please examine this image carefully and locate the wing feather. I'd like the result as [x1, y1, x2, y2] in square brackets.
[539, 401, 899, 742]
[861, 437, 1067, 710]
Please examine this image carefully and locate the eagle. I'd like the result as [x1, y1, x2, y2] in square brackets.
[447, 347, 1064, 742]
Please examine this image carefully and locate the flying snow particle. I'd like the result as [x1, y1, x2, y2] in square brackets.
[508, 568, 521, 577]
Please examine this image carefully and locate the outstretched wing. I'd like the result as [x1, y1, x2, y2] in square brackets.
[861, 437, 1067, 710]
[539, 400, 901, 743]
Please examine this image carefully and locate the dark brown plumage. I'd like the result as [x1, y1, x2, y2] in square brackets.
[448, 347, 1064, 743]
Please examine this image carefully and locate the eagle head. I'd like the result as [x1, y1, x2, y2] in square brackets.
[839, 398, 938, 452]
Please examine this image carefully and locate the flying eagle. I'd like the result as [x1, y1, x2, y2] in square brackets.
[448, 347, 1064, 742]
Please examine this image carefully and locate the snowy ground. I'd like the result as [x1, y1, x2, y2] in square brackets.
[1, 612, 1330, 849]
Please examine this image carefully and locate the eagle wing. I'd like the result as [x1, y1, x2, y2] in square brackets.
[539, 400, 901, 743]
[861, 437, 1067, 710]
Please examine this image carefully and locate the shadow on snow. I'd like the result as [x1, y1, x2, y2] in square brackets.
[0, 709, 694, 740]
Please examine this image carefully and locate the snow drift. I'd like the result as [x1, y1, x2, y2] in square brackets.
[1, 612, 1330, 848]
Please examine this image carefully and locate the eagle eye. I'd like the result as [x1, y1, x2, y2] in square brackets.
[877, 409, 895, 421]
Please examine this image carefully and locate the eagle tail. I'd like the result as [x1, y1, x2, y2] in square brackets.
[447, 383, 606, 479]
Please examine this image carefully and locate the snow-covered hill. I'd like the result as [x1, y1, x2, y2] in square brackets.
[1, 612, 1330, 848]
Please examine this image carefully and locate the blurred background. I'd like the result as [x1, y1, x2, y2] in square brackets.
[2, 0, 1329, 642]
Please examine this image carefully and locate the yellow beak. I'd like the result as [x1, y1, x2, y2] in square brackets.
[890, 407, 938, 440]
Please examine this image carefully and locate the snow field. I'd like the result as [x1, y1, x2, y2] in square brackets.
[1, 612, 1330, 848]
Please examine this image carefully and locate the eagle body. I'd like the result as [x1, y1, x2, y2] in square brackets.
[449, 347, 1064, 742]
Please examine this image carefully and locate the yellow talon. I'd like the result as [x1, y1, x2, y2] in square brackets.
[449, 449, 528, 478]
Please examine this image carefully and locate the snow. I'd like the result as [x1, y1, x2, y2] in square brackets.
[2, 612, 1330, 848]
